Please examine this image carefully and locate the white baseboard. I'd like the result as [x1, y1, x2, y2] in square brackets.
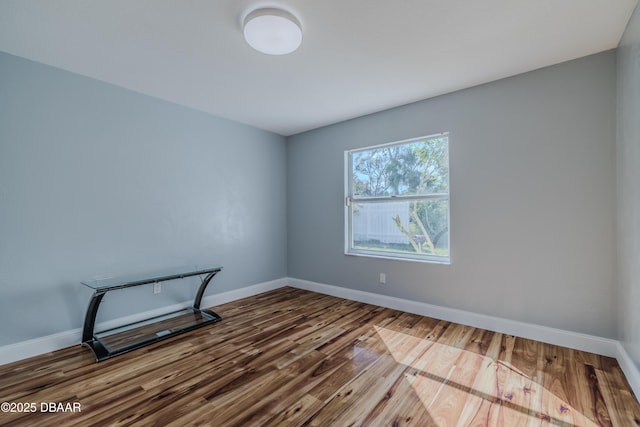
[200, 277, 286, 308]
[0, 278, 287, 366]
[287, 277, 619, 358]
[0, 329, 83, 368]
[616, 342, 640, 400]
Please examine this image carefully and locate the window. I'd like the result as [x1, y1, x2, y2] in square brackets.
[345, 133, 450, 263]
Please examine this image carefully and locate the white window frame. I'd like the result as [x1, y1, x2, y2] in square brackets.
[344, 133, 451, 264]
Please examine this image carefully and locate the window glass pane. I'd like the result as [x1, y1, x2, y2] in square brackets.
[352, 136, 448, 197]
[352, 199, 449, 257]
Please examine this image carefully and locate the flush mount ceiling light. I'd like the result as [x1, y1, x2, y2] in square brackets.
[243, 8, 302, 55]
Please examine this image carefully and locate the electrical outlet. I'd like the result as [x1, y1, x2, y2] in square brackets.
[153, 282, 162, 294]
[379, 273, 386, 284]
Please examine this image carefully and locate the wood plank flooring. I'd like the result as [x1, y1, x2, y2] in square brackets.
[1, 287, 639, 426]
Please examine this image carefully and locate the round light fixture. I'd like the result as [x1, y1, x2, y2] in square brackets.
[243, 8, 302, 55]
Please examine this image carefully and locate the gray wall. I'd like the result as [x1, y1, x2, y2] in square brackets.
[288, 51, 618, 338]
[0, 46, 623, 348]
[617, 3, 640, 369]
[0, 52, 287, 346]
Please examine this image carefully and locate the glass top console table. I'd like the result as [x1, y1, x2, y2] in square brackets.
[81, 265, 222, 361]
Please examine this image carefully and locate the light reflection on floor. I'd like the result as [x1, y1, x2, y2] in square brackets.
[374, 325, 599, 426]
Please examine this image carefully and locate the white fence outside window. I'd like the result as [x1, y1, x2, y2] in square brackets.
[352, 202, 410, 244]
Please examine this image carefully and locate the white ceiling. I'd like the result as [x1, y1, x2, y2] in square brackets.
[1, 0, 637, 136]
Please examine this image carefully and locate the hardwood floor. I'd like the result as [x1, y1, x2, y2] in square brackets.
[1, 287, 639, 426]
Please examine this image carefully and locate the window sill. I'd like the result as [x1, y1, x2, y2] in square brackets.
[345, 250, 451, 265]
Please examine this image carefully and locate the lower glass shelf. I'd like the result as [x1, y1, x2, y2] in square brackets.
[85, 307, 221, 361]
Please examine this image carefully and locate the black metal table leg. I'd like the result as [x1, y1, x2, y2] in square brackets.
[82, 291, 106, 343]
[193, 270, 219, 310]
[82, 291, 112, 361]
